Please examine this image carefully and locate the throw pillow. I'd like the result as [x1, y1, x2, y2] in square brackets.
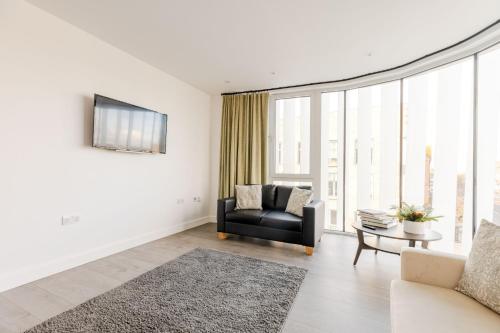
[455, 219, 499, 314]
[235, 185, 262, 210]
[285, 187, 313, 217]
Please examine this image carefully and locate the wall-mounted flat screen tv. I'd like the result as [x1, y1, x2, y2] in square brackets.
[92, 94, 167, 154]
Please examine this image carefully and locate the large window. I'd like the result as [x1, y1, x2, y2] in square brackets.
[477, 45, 500, 226]
[402, 59, 474, 251]
[273, 97, 311, 175]
[268, 43, 499, 253]
[269, 94, 316, 193]
[345, 81, 401, 232]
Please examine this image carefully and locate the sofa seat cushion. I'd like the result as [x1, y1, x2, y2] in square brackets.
[391, 280, 500, 333]
[260, 211, 302, 232]
[225, 210, 271, 225]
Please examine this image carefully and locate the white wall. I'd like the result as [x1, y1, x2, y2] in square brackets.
[0, 0, 211, 292]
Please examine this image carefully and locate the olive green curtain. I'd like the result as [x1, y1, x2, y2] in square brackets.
[218, 92, 269, 198]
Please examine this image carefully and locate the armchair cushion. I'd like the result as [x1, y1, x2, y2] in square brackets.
[391, 280, 500, 333]
[400, 247, 465, 289]
[260, 211, 302, 232]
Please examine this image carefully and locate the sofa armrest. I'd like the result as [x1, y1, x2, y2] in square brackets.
[302, 200, 325, 247]
[400, 247, 466, 289]
[217, 197, 235, 232]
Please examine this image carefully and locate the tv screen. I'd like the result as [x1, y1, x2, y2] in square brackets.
[92, 95, 167, 154]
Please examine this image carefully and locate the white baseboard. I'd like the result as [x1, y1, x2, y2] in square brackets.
[0, 216, 210, 293]
[207, 215, 216, 223]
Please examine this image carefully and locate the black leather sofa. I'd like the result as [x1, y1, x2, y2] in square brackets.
[217, 185, 324, 255]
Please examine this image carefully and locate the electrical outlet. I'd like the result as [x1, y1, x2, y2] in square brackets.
[61, 215, 79, 226]
[177, 198, 184, 204]
[193, 196, 201, 203]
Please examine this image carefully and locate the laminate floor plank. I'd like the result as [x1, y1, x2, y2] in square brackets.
[2, 284, 73, 323]
[0, 223, 399, 333]
[33, 266, 122, 306]
[0, 295, 40, 333]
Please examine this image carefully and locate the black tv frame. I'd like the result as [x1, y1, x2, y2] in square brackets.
[91, 94, 168, 154]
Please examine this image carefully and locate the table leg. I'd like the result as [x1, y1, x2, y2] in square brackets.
[353, 229, 364, 265]
[375, 236, 379, 255]
[422, 240, 429, 249]
[409, 240, 416, 247]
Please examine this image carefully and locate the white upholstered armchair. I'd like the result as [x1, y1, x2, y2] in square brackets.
[390, 248, 500, 333]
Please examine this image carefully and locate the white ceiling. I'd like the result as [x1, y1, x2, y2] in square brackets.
[28, 0, 500, 94]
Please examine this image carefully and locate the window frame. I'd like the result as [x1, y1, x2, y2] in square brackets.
[268, 91, 316, 183]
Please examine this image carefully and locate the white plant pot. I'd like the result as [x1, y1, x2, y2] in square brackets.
[403, 220, 431, 234]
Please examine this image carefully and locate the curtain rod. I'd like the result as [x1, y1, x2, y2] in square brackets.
[221, 19, 500, 96]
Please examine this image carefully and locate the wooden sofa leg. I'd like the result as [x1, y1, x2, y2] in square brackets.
[305, 246, 314, 256]
[217, 232, 228, 240]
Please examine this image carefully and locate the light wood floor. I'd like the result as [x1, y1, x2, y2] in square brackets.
[0, 223, 400, 333]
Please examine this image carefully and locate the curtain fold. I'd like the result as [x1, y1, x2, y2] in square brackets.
[218, 92, 269, 198]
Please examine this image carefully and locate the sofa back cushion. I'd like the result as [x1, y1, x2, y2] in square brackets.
[275, 185, 312, 210]
[262, 184, 277, 209]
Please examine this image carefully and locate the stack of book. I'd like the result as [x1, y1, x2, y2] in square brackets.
[358, 209, 397, 229]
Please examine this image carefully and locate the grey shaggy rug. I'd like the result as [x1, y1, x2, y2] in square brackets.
[25, 248, 307, 333]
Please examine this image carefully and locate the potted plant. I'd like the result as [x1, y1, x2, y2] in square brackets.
[393, 203, 442, 234]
